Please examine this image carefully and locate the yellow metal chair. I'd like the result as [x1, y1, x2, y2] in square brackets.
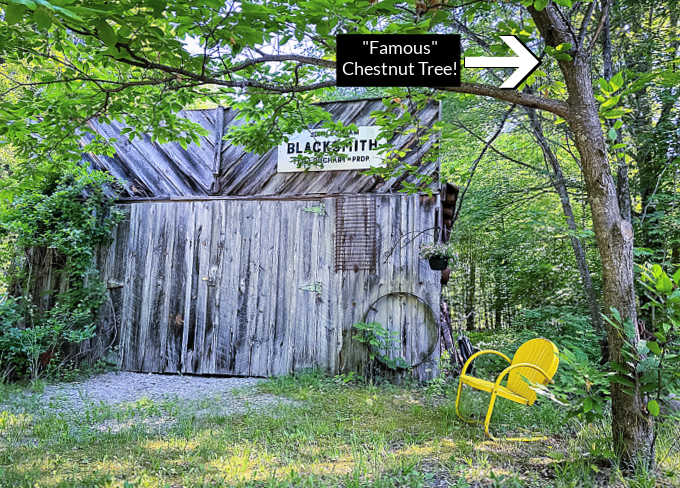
[455, 338, 559, 442]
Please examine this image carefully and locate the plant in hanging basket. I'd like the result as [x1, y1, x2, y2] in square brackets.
[428, 255, 448, 270]
[419, 242, 453, 270]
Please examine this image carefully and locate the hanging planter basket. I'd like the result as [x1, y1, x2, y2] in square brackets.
[420, 242, 453, 271]
[428, 255, 448, 270]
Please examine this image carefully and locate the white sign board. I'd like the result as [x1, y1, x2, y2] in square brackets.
[277, 126, 385, 172]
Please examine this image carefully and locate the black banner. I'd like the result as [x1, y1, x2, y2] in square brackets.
[336, 34, 461, 87]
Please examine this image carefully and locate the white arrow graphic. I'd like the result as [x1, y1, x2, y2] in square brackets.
[464, 35, 540, 89]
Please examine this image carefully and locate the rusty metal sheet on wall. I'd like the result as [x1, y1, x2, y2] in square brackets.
[334, 196, 377, 272]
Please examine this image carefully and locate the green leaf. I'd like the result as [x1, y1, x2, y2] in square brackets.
[96, 19, 118, 47]
[603, 107, 627, 119]
[597, 78, 611, 94]
[647, 341, 662, 355]
[10, 0, 36, 8]
[673, 268, 680, 285]
[611, 373, 634, 388]
[5, 3, 26, 24]
[657, 273, 673, 293]
[582, 396, 593, 413]
[636, 356, 659, 374]
[44, 3, 83, 22]
[623, 318, 636, 341]
[533, 0, 549, 11]
[610, 72, 624, 91]
[647, 399, 660, 417]
[636, 340, 648, 355]
[148, 0, 166, 16]
[32, 6, 52, 29]
[554, 0, 572, 6]
[600, 95, 620, 110]
[608, 128, 617, 141]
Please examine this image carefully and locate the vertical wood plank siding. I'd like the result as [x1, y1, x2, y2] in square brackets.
[97, 194, 440, 380]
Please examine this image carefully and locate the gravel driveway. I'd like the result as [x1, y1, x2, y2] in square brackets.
[3, 372, 299, 434]
[38, 371, 267, 410]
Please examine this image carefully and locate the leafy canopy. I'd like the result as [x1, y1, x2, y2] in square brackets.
[0, 0, 579, 172]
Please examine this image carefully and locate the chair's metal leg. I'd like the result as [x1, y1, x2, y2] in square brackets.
[484, 391, 499, 441]
[455, 376, 465, 420]
[455, 379, 482, 424]
[483, 390, 548, 442]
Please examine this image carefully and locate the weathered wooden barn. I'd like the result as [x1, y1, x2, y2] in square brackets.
[76, 98, 454, 380]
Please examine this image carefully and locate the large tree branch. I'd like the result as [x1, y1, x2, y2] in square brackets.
[577, 0, 597, 49]
[438, 83, 569, 119]
[24, 42, 569, 116]
[49, 20, 573, 117]
[529, 4, 574, 49]
[587, 0, 610, 54]
[224, 54, 336, 73]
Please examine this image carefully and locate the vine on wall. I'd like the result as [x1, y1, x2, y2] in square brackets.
[0, 167, 122, 381]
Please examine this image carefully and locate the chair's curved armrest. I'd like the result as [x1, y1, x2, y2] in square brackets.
[461, 349, 512, 377]
[494, 362, 551, 388]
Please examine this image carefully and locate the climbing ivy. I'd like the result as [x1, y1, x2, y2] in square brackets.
[0, 164, 123, 381]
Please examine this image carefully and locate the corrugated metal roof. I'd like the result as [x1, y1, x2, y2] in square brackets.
[82, 98, 440, 198]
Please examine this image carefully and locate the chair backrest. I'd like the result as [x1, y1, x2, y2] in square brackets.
[507, 338, 559, 405]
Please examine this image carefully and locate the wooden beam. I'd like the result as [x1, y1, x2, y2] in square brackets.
[115, 192, 437, 204]
[210, 106, 225, 195]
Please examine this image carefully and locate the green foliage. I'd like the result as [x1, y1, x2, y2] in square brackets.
[352, 321, 409, 381]
[333, 370, 363, 385]
[425, 349, 455, 397]
[544, 43, 573, 62]
[592, 263, 680, 460]
[0, 295, 23, 381]
[514, 306, 601, 361]
[555, 346, 611, 423]
[2, 170, 120, 274]
[362, 90, 441, 193]
[440, 94, 601, 330]
[636, 265, 679, 405]
[0, 166, 122, 381]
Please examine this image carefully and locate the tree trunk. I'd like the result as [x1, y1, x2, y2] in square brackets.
[440, 299, 454, 352]
[494, 281, 502, 330]
[568, 58, 652, 470]
[602, 8, 633, 224]
[465, 258, 476, 331]
[524, 106, 603, 334]
[531, 5, 654, 470]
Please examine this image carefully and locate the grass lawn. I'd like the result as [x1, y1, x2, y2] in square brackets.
[0, 369, 678, 488]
